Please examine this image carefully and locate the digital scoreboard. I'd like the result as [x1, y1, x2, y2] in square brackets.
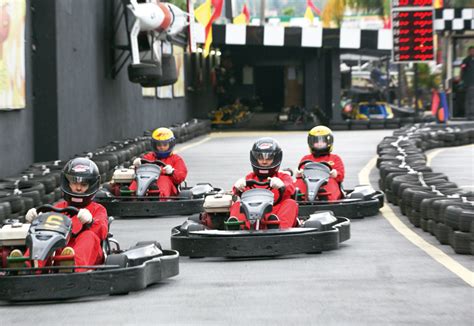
[392, 9, 434, 62]
[391, 0, 433, 8]
[391, 0, 435, 63]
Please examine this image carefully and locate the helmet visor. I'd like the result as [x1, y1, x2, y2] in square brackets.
[254, 152, 275, 161]
[310, 135, 329, 149]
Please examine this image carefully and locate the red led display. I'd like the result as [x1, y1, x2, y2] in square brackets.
[391, 0, 433, 8]
[392, 9, 434, 62]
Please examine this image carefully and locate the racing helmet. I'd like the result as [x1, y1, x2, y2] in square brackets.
[60, 157, 101, 208]
[250, 137, 283, 178]
[308, 125, 334, 156]
[151, 127, 176, 158]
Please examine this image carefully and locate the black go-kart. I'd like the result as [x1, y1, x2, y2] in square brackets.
[171, 180, 350, 258]
[0, 205, 179, 302]
[295, 161, 384, 219]
[95, 158, 221, 217]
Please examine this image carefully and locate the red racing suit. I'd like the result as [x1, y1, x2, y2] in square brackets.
[230, 171, 298, 229]
[25, 201, 108, 272]
[129, 152, 188, 197]
[294, 153, 345, 201]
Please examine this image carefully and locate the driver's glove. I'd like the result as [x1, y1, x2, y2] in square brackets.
[132, 157, 142, 167]
[295, 168, 304, 178]
[25, 208, 38, 223]
[233, 178, 246, 192]
[330, 169, 338, 178]
[163, 165, 174, 175]
[77, 209, 93, 225]
[269, 177, 284, 189]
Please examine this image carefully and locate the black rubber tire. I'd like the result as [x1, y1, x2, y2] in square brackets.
[105, 253, 129, 268]
[128, 62, 162, 84]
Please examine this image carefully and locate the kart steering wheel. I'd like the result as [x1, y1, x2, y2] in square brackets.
[37, 204, 79, 217]
[36, 204, 91, 235]
[244, 179, 285, 205]
[298, 160, 332, 170]
[140, 158, 166, 167]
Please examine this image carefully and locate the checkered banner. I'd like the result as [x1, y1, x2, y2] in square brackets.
[434, 8, 474, 31]
[196, 24, 393, 51]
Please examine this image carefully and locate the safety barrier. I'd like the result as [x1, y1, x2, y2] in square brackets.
[0, 119, 211, 223]
[376, 122, 474, 255]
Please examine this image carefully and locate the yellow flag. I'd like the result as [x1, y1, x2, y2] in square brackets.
[195, 0, 211, 26]
[233, 13, 247, 25]
[195, 0, 212, 57]
[304, 6, 314, 23]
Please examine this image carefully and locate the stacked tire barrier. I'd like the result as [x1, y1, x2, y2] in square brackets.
[0, 119, 211, 224]
[330, 116, 435, 131]
[377, 122, 474, 255]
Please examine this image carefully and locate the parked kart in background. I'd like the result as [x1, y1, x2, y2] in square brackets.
[0, 205, 179, 301]
[295, 161, 384, 219]
[341, 88, 394, 120]
[209, 102, 253, 128]
[275, 106, 320, 130]
[171, 180, 350, 258]
[96, 159, 221, 217]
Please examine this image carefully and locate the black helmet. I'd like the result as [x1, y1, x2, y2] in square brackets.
[307, 125, 334, 157]
[60, 157, 101, 207]
[250, 137, 283, 178]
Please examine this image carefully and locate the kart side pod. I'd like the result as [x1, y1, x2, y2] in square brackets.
[112, 168, 136, 184]
[346, 185, 377, 200]
[0, 222, 30, 246]
[203, 194, 233, 213]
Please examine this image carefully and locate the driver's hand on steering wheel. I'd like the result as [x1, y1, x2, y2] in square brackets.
[163, 165, 174, 175]
[25, 208, 38, 223]
[132, 157, 142, 168]
[268, 177, 284, 189]
[234, 178, 246, 192]
[295, 168, 304, 178]
[78, 208, 93, 225]
[330, 169, 338, 178]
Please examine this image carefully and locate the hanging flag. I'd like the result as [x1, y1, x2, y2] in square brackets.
[195, 0, 223, 57]
[304, 6, 314, 23]
[306, 0, 321, 16]
[434, 0, 443, 9]
[233, 4, 250, 25]
[304, 0, 321, 24]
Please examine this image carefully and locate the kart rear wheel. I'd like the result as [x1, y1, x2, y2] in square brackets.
[105, 253, 129, 268]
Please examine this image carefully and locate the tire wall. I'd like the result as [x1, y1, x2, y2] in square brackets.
[0, 1, 34, 177]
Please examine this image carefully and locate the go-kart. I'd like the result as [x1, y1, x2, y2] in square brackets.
[0, 205, 179, 301]
[295, 161, 384, 219]
[171, 180, 350, 258]
[95, 158, 221, 217]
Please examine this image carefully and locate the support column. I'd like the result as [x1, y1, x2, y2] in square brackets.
[330, 49, 342, 122]
[31, 0, 59, 161]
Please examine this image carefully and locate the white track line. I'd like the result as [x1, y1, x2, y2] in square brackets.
[359, 156, 474, 287]
[174, 136, 212, 153]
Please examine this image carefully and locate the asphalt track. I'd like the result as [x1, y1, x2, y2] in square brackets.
[1, 130, 472, 325]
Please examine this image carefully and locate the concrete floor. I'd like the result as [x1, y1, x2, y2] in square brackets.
[1, 130, 472, 326]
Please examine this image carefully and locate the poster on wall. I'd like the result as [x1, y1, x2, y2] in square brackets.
[0, 0, 26, 109]
[142, 87, 156, 97]
[173, 45, 185, 98]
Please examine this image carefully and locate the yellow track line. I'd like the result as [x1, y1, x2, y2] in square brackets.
[359, 156, 474, 287]
[426, 144, 474, 166]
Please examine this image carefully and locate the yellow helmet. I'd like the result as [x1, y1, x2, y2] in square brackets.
[151, 127, 176, 158]
[307, 126, 333, 156]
